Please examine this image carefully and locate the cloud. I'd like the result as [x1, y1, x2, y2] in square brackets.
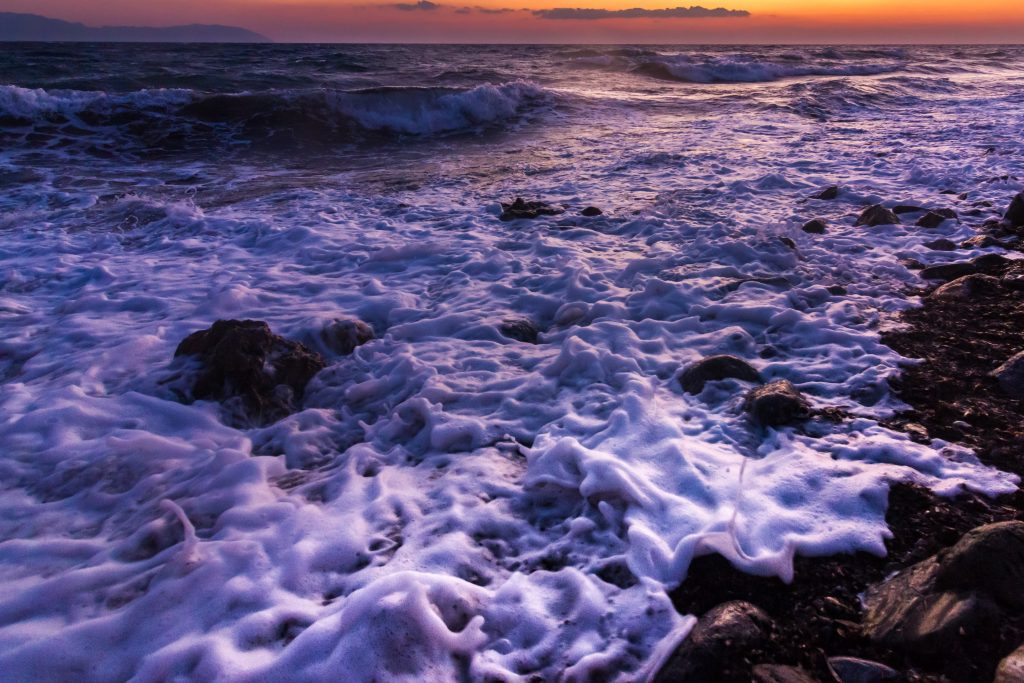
[473, 6, 518, 13]
[392, 0, 440, 10]
[533, 5, 749, 20]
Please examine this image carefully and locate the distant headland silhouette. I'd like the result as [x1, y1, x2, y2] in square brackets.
[0, 12, 270, 42]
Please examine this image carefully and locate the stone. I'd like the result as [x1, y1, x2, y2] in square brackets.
[801, 218, 827, 234]
[827, 656, 898, 683]
[960, 234, 1005, 249]
[903, 422, 929, 443]
[779, 236, 797, 249]
[175, 319, 326, 425]
[317, 318, 373, 356]
[813, 185, 839, 200]
[752, 664, 820, 683]
[916, 211, 951, 229]
[499, 197, 564, 221]
[653, 601, 773, 682]
[1005, 192, 1024, 227]
[856, 204, 899, 227]
[990, 351, 1024, 399]
[827, 285, 847, 295]
[679, 355, 762, 394]
[500, 317, 540, 344]
[927, 274, 1002, 301]
[580, 206, 603, 217]
[995, 644, 1024, 683]
[744, 380, 810, 426]
[923, 238, 957, 251]
[893, 205, 926, 214]
[934, 521, 1024, 609]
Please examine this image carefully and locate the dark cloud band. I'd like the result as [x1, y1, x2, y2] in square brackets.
[533, 5, 749, 20]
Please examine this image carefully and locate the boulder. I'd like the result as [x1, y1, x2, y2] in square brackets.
[653, 601, 773, 682]
[813, 185, 839, 200]
[499, 197, 564, 221]
[919, 261, 977, 281]
[855, 205, 900, 227]
[744, 380, 810, 426]
[827, 656, 898, 683]
[1005, 192, 1024, 227]
[990, 350, 1024, 399]
[500, 317, 540, 344]
[317, 318, 374, 356]
[827, 285, 847, 295]
[752, 664, 820, 683]
[934, 521, 1024, 609]
[801, 219, 827, 234]
[916, 211, 951, 229]
[923, 238, 957, 251]
[174, 319, 325, 425]
[960, 234, 1005, 249]
[995, 644, 1024, 683]
[679, 355, 761, 394]
[580, 206, 603, 217]
[927, 274, 1002, 301]
[893, 205, 926, 214]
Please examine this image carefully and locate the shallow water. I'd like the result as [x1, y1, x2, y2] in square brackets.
[1, 43, 1023, 681]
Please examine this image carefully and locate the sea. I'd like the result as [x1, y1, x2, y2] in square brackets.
[0, 43, 1022, 681]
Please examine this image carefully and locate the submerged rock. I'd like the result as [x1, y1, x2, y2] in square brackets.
[812, 185, 839, 200]
[499, 317, 540, 344]
[580, 206, 603, 217]
[855, 205, 900, 227]
[923, 238, 957, 251]
[995, 644, 1024, 683]
[317, 318, 374, 356]
[990, 350, 1024, 399]
[499, 197, 564, 221]
[1004, 192, 1024, 226]
[801, 218, 827, 234]
[174, 319, 325, 425]
[744, 380, 810, 426]
[653, 601, 773, 682]
[679, 355, 761, 394]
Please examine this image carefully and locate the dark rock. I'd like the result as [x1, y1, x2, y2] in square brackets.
[827, 656, 898, 683]
[923, 238, 957, 251]
[653, 601, 773, 683]
[990, 350, 1024, 399]
[801, 219, 827, 234]
[1004, 192, 1024, 227]
[499, 197, 564, 221]
[317, 318, 373, 356]
[779, 236, 797, 249]
[679, 355, 762, 394]
[960, 234, 1005, 249]
[827, 285, 847, 295]
[580, 206, 603, 217]
[500, 317, 540, 344]
[743, 380, 810, 426]
[900, 258, 925, 270]
[934, 521, 1024, 609]
[995, 644, 1024, 683]
[813, 185, 839, 200]
[934, 208, 958, 220]
[893, 205, 926, 214]
[903, 422, 929, 443]
[175, 319, 326, 425]
[919, 261, 977, 281]
[939, 189, 958, 195]
[855, 205, 900, 227]
[916, 211, 951, 229]
[752, 664, 820, 683]
[927, 274, 1002, 301]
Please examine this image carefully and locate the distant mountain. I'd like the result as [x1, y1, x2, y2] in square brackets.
[0, 12, 270, 43]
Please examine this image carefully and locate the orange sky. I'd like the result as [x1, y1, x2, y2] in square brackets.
[3, 0, 1024, 42]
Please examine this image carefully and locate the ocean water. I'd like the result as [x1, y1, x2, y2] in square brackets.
[1, 43, 1023, 681]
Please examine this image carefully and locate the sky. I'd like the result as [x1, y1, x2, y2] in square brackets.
[3, 0, 1024, 43]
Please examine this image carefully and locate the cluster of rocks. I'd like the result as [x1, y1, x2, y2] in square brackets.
[498, 197, 604, 221]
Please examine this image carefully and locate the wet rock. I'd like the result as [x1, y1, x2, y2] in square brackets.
[813, 185, 839, 200]
[919, 261, 976, 281]
[927, 274, 1002, 301]
[827, 656, 898, 683]
[855, 204, 900, 227]
[903, 422, 929, 443]
[500, 317, 540, 344]
[679, 355, 762, 394]
[827, 285, 847, 295]
[653, 601, 773, 682]
[995, 644, 1024, 683]
[960, 234, 1005, 249]
[1004, 192, 1024, 227]
[802, 218, 827, 234]
[175, 319, 326, 425]
[900, 258, 925, 270]
[893, 204, 926, 214]
[580, 206, 603, 217]
[752, 664, 820, 683]
[934, 521, 1024, 609]
[923, 238, 957, 251]
[317, 318, 374, 356]
[499, 197, 564, 221]
[779, 236, 797, 249]
[916, 211, 952, 229]
[990, 350, 1024, 399]
[744, 380, 810, 426]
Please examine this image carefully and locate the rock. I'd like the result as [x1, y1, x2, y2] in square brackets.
[900, 258, 925, 270]
[752, 664, 820, 683]
[919, 261, 977, 281]
[827, 285, 847, 295]
[916, 211, 951, 229]
[679, 355, 762, 394]
[990, 350, 1024, 399]
[893, 204, 926, 214]
[744, 380, 810, 426]
[927, 274, 1002, 301]
[802, 218, 827, 234]
[175, 319, 326, 425]
[317, 318, 373, 356]
[813, 185, 839, 200]
[1004, 192, 1024, 227]
[934, 521, 1024, 609]
[580, 206, 603, 217]
[500, 317, 540, 344]
[499, 197, 564, 221]
[827, 656, 897, 683]
[960, 234, 1005, 249]
[903, 422, 929, 443]
[995, 644, 1024, 683]
[653, 601, 773, 682]
[923, 238, 957, 251]
[779, 236, 797, 249]
[855, 204, 900, 227]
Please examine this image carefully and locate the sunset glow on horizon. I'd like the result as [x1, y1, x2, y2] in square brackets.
[2, 0, 1024, 43]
